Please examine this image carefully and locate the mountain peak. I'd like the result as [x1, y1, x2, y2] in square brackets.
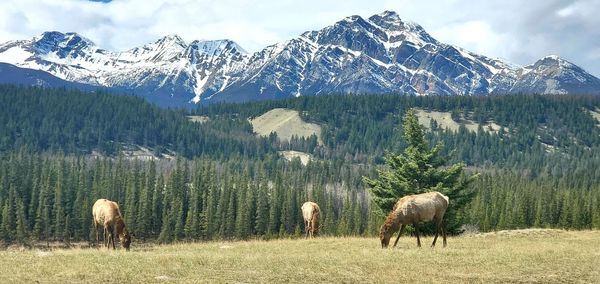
[376, 10, 400, 20]
[189, 39, 247, 55]
[156, 34, 186, 46]
[537, 55, 564, 64]
[530, 55, 576, 69]
[35, 31, 94, 45]
[32, 31, 97, 56]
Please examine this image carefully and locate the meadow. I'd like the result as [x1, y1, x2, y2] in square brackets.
[0, 229, 598, 283]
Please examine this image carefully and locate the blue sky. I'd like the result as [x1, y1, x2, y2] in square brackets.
[1, 0, 599, 76]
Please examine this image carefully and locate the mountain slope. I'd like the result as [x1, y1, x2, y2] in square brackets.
[0, 11, 599, 106]
[0, 62, 98, 91]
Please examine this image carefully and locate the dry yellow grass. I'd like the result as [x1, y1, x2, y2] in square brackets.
[249, 108, 322, 144]
[414, 108, 503, 134]
[0, 229, 598, 283]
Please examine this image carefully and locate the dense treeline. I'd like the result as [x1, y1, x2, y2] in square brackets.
[466, 171, 600, 231]
[0, 152, 376, 244]
[0, 85, 273, 159]
[0, 152, 599, 245]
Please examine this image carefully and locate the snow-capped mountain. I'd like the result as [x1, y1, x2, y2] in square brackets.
[1, 11, 599, 106]
[0, 32, 248, 106]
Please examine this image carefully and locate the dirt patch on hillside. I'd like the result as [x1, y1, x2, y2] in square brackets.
[187, 115, 209, 123]
[279, 150, 312, 165]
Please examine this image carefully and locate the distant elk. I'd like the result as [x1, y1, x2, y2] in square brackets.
[93, 199, 131, 250]
[379, 191, 449, 248]
[301, 202, 321, 238]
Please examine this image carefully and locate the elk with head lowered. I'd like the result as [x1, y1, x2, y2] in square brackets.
[93, 199, 132, 250]
[379, 191, 449, 249]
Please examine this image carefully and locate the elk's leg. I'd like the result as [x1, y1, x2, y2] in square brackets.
[106, 226, 110, 248]
[111, 226, 116, 250]
[413, 222, 421, 247]
[95, 223, 100, 248]
[393, 224, 406, 248]
[106, 225, 114, 249]
[432, 219, 441, 247]
[304, 220, 309, 238]
[441, 220, 447, 247]
[103, 226, 108, 248]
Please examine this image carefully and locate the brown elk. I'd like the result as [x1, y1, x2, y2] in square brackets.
[380, 191, 449, 249]
[92, 199, 131, 250]
[301, 202, 321, 238]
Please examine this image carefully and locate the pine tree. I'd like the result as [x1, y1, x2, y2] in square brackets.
[184, 181, 199, 239]
[136, 163, 153, 240]
[224, 184, 236, 239]
[1, 201, 12, 241]
[363, 109, 479, 232]
[151, 174, 164, 237]
[124, 164, 139, 236]
[337, 194, 351, 236]
[63, 215, 71, 246]
[201, 167, 217, 239]
[351, 194, 363, 235]
[234, 179, 248, 239]
[15, 198, 28, 245]
[268, 177, 282, 237]
[322, 194, 336, 236]
[254, 178, 269, 236]
[53, 166, 65, 240]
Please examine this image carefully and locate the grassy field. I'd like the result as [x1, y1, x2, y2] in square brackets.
[1, 229, 598, 283]
[250, 108, 322, 144]
[414, 108, 503, 134]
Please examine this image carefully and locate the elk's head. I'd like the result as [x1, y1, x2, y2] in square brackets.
[379, 223, 393, 249]
[120, 228, 131, 251]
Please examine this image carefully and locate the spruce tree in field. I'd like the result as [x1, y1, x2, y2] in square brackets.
[363, 108, 479, 232]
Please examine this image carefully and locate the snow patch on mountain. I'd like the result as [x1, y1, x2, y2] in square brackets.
[0, 11, 599, 107]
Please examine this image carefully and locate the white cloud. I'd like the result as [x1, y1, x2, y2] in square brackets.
[431, 21, 518, 60]
[556, 5, 576, 17]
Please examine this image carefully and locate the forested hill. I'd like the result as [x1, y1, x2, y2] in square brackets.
[198, 93, 600, 177]
[0, 85, 273, 159]
[3, 85, 600, 176]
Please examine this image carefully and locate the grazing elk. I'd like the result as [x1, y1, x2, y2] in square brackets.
[301, 202, 321, 238]
[93, 199, 131, 250]
[379, 191, 449, 248]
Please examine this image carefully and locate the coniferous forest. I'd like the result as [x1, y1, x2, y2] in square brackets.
[1, 85, 600, 245]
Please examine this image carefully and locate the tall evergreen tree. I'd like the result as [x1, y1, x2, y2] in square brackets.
[364, 109, 479, 232]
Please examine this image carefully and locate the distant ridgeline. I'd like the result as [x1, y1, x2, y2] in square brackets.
[0, 85, 600, 244]
[2, 11, 600, 107]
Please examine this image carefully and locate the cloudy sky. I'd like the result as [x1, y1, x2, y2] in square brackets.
[1, 0, 599, 76]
